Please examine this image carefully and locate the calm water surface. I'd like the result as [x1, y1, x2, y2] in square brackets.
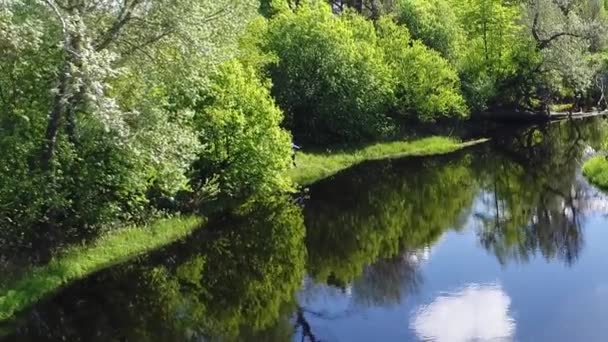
[4, 118, 608, 341]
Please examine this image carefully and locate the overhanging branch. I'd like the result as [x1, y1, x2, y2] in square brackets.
[94, 0, 144, 51]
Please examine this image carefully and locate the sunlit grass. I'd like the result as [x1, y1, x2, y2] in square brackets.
[0, 216, 203, 321]
[287, 136, 489, 186]
[549, 103, 573, 113]
[583, 156, 608, 191]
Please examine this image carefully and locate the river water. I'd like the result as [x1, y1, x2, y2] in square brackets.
[4, 118, 608, 341]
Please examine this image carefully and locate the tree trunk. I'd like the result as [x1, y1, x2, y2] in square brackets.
[41, 63, 70, 170]
[65, 33, 84, 146]
[346, 0, 363, 12]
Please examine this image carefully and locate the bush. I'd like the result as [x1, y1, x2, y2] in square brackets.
[395, 0, 464, 61]
[264, 2, 395, 143]
[583, 156, 608, 191]
[192, 61, 293, 199]
[395, 0, 537, 112]
[377, 18, 467, 120]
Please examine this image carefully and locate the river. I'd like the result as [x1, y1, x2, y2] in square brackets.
[3, 118, 608, 341]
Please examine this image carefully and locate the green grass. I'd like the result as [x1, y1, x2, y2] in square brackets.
[549, 103, 573, 113]
[583, 156, 608, 191]
[0, 216, 203, 321]
[287, 136, 489, 186]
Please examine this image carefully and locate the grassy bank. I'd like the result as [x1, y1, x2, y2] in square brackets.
[583, 156, 608, 191]
[0, 216, 203, 321]
[287, 136, 489, 186]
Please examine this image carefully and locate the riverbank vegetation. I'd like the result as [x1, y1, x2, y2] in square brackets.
[0, 216, 202, 321]
[583, 156, 608, 190]
[3, 0, 608, 319]
[288, 136, 488, 185]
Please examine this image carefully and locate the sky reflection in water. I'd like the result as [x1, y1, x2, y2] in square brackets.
[412, 283, 515, 342]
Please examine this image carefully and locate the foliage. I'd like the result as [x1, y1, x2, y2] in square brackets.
[0, 0, 275, 239]
[191, 61, 293, 199]
[376, 17, 468, 119]
[395, 0, 464, 60]
[521, 0, 608, 104]
[583, 155, 608, 190]
[263, 1, 395, 143]
[454, 0, 539, 111]
[394, 0, 544, 111]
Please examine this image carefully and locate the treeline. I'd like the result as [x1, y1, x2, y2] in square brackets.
[1, 0, 607, 242]
[262, 0, 608, 130]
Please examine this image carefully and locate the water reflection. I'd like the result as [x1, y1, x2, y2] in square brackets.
[412, 284, 515, 342]
[472, 120, 608, 265]
[351, 250, 426, 307]
[305, 153, 477, 287]
[4, 196, 306, 341]
[5, 118, 608, 341]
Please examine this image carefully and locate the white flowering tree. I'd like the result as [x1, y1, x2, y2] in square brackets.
[0, 0, 259, 231]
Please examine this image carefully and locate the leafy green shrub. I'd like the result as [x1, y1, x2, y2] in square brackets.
[264, 2, 394, 143]
[583, 156, 608, 191]
[0, 0, 259, 243]
[192, 61, 293, 199]
[395, 0, 464, 61]
[377, 18, 467, 120]
[396, 0, 538, 112]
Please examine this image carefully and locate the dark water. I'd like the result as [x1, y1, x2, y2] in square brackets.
[4, 118, 608, 341]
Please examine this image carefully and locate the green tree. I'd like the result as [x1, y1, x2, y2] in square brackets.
[522, 0, 608, 109]
[394, 0, 464, 60]
[376, 17, 468, 120]
[191, 61, 293, 201]
[0, 0, 271, 239]
[263, 1, 394, 143]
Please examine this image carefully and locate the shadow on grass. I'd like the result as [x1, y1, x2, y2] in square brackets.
[287, 136, 489, 186]
[0, 216, 203, 321]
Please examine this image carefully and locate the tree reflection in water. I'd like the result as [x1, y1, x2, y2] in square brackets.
[474, 118, 608, 266]
[6, 195, 306, 341]
[292, 118, 608, 341]
[6, 118, 608, 341]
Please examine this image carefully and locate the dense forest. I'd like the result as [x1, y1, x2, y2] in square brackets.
[2, 0, 608, 245]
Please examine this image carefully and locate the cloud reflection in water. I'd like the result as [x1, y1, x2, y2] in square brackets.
[411, 283, 515, 342]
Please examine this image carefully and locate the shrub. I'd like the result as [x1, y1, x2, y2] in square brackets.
[192, 61, 293, 199]
[395, 0, 464, 61]
[264, 2, 394, 143]
[583, 156, 608, 191]
[377, 18, 468, 120]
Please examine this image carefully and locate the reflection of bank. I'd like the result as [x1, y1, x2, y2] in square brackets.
[411, 283, 515, 342]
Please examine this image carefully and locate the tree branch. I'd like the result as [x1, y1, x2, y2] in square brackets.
[43, 0, 68, 37]
[531, 12, 541, 43]
[531, 9, 583, 50]
[538, 32, 581, 49]
[94, 0, 143, 51]
[120, 28, 175, 58]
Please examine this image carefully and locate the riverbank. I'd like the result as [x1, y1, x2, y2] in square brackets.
[287, 136, 489, 186]
[474, 109, 608, 123]
[0, 216, 203, 321]
[583, 156, 608, 191]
